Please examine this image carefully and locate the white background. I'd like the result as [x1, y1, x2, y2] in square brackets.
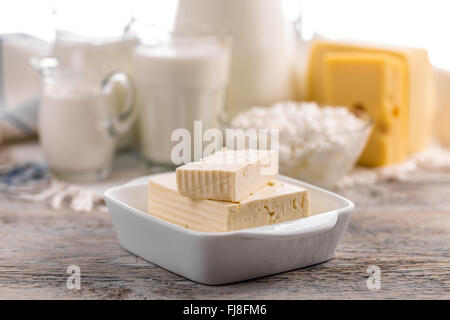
[0, 0, 449, 69]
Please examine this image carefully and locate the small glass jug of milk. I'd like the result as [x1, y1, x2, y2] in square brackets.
[51, 0, 138, 150]
[32, 57, 137, 182]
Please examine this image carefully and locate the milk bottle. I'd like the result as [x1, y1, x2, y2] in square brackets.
[174, 0, 296, 117]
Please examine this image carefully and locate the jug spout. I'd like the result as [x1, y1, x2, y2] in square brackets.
[30, 57, 59, 82]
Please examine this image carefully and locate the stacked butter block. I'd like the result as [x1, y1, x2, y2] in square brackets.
[148, 149, 310, 233]
[306, 40, 436, 166]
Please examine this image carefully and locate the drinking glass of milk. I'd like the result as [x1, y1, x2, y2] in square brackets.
[32, 57, 137, 182]
[133, 32, 232, 167]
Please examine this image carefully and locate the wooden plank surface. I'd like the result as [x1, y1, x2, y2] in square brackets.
[0, 145, 449, 299]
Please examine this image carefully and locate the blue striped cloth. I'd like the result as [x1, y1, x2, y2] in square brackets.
[0, 162, 50, 190]
[0, 34, 49, 143]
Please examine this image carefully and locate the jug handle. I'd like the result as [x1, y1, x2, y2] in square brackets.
[100, 71, 137, 138]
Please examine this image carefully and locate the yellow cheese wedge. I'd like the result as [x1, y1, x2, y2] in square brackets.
[306, 40, 436, 155]
[323, 52, 407, 166]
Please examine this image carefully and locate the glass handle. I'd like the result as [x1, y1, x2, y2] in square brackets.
[100, 71, 137, 138]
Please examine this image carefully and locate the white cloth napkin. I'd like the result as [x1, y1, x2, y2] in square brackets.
[0, 34, 50, 144]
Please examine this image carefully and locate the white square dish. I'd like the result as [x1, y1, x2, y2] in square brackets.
[104, 173, 354, 285]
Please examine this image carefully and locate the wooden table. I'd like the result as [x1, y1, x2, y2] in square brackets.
[1, 143, 449, 299]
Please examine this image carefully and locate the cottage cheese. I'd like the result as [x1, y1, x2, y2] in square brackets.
[231, 102, 371, 187]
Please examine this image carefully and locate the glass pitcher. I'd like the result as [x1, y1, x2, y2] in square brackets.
[51, 0, 138, 150]
[32, 57, 137, 182]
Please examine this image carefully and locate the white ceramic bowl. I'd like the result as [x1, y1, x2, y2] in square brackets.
[104, 173, 355, 285]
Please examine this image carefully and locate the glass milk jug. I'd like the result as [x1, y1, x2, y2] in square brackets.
[51, 1, 138, 149]
[32, 57, 137, 182]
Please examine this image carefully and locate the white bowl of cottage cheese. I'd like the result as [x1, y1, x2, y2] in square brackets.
[224, 102, 373, 188]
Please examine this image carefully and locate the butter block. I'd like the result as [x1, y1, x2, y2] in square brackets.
[149, 172, 309, 233]
[306, 40, 436, 154]
[323, 52, 407, 166]
[176, 149, 278, 202]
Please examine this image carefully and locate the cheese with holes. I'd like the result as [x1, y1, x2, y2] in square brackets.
[176, 149, 278, 202]
[306, 40, 436, 156]
[149, 172, 309, 233]
[323, 52, 407, 166]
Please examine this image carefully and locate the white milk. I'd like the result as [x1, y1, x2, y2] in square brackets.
[52, 37, 138, 149]
[39, 82, 115, 179]
[134, 40, 231, 165]
[174, 0, 296, 117]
